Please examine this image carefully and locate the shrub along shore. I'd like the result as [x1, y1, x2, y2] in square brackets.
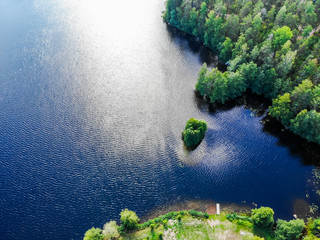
[83, 207, 320, 240]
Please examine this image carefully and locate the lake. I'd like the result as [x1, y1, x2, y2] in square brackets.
[0, 0, 320, 239]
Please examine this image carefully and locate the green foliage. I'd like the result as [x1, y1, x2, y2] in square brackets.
[164, 0, 320, 145]
[197, 2, 207, 39]
[227, 213, 252, 222]
[188, 209, 209, 219]
[159, 232, 163, 240]
[269, 93, 294, 126]
[258, 68, 279, 98]
[269, 78, 320, 144]
[303, 25, 313, 38]
[251, 207, 274, 228]
[227, 71, 247, 98]
[163, 219, 168, 226]
[120, 209, 140, 230]
[196, 66, 247, 104]
[83, 227, 104, 240]
[137, 210, 209, 230]
[240, 1, 253, 19]
[291, 79, 313, 114]
[150, 223, 155, 231]
[224, 14, 240, 41]
[163, 0, 181, 24]
[275, 219, 305, 240]
[102, 221, 119, 240]
[83, 209, 320, 240]
[276, 40, 292, 59]
[258, 40, 273, 70]
[311, 218, 320, 237]
[272, 26, 293, 50]
[276, 50, 297, 78]
[290, 110, 320, 144]
[219, 37, 233, 63]
[209, 70, 229, 104]
[239, 62, 258, 88]
[227, 212, 253, 229]
[195, 63, 208, 96]
[204, 11, 224, 52]
[182, 118, 207, 148]
[188, 8, 198, 35]
[300, 59, 319, 81]
[275, 6, 287, 27]
[312, 85, 320, 111]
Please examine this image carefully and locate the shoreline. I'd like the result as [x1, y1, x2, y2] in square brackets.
[141, 199, 252, 222]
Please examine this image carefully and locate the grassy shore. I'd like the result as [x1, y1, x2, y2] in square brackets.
[122, 211, 264, 240]
[85, 207, 320, 240]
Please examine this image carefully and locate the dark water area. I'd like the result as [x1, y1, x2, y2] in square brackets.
[0, 0, 320, 239]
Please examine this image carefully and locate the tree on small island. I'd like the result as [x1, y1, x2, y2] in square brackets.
[182, 118, 207, 148]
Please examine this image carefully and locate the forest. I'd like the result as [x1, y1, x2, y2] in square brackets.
[164, 0, 320, 144]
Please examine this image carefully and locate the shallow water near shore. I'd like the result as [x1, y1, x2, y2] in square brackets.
[1, 0, 320, 239]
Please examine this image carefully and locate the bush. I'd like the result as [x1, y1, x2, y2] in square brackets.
[159, 232, 163, 240]
[163, 219, 168, 228]
[83, 227, 104, 240]
[251, 207, 274, 228]
[275, 219, 305, 240]
[120, 209, 140, 230]
[137, 210, 209, 231]
[150, 224, 155, 232]
[237, 219, 253, 228]
[227, 213, 252, 222]
[188, 209, 209, 219]
[154, 217, 162, 224]
[182, 118, 207, 148]
[102, 221, 119, 240]
[227, 213, 253, 229]
[311, 218, 320, 237]
[180, 210, 187, 215]
[272, 26, 293, 50]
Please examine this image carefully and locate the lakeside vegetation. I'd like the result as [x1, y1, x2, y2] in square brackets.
[182, 118, 208, 148]
[84, 207, 320, 240]
[85, 2, 320, 239]
[164, 0, 320, 144]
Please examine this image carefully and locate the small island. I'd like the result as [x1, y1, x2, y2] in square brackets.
[182, 118, 208, 148]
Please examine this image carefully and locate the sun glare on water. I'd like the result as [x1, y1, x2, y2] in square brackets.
[55, 0, 151, 40]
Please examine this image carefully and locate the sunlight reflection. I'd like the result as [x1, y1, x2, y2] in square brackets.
[40, 0, 169, 157]
[58, 0, 152, 43]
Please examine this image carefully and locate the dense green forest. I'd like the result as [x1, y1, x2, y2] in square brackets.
[164, 0, 320, 144]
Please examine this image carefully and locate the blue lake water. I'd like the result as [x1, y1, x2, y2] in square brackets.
[1, 0, 320, 239]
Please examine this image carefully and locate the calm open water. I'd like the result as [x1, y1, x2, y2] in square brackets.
[1, 0, 320, 239]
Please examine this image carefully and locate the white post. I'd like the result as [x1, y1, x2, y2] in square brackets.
[216, 203, 220, 215]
